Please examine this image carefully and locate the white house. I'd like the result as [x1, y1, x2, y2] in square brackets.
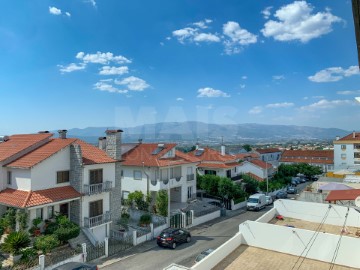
[334, 132, 360, 171]
[0, 130, 122, 245]
[253, 148, 282, 167]
[120, 142, 199, 204]
[237, 159, 274, 182]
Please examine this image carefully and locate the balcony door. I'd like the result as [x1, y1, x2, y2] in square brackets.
[89, 200, 103, 218]
[59, 203, 69, 217]
[90, 169, 103, 185]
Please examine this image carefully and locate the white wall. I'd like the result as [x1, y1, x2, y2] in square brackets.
[334, 143, 359, 170]
[82, 192, 111, 223]
[7, 168, 31, 190]
[238, 162, 264, 179]
[190, 210, 220, 227]
[239, 220, 360, 269]
[274, 200, 360, 227]
[83, 163, 115, 187]
[31, 147, 71, 191]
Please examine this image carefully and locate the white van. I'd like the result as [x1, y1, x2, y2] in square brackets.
[247, 193, 267, 211]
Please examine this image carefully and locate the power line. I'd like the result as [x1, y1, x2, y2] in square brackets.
[291, 205, 332, 270]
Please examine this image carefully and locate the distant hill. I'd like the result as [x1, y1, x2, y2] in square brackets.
[64, 122, 349, 144]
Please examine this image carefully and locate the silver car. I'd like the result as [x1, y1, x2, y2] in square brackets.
[265, 195, 273, 205]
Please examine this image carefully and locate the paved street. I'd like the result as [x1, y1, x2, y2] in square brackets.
[102, 208, 268, 270]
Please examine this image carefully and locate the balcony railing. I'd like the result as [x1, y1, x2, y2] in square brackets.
[83, 181, 112, 195]
[186, 174, 195, 181]
[84, 211, 111, 228]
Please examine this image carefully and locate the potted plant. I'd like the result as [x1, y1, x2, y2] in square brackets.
[1, 231, 31, 263]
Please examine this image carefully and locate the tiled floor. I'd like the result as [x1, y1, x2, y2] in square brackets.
[213, 246, 358, 270]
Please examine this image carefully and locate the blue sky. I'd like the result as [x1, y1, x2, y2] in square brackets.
[1, 0, 359, 134]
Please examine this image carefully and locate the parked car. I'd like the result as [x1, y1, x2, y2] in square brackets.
[53, 262, 98, 270]
[194, 248, 214, 263]
[157, 228, 191, 249]
[275, 191, 288, 199]
[299, 177, 306, 183]
[287, 186, 298, 194]
[265, 195, 273, 205]
[290, 179, 298, 186]
[247, 193, 267, 211]
[311, 176, 319, 181]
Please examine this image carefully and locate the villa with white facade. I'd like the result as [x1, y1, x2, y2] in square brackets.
[334, 132, 360, 171]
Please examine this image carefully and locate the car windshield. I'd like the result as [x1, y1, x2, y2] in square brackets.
[159, 232, 170, 237]
[248, 198, 258, 203]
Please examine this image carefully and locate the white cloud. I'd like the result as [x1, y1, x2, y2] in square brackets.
[262, 6, 273, 19]
[76, 51, 131, 65]
[115, 76, 149, 91]
[172, 25, 220, 44]
[337, 90, 360, 95]
[193, 19, 212, 29]
[94, 81, 128, 94]
[176, 98, 184, 101]
[197, 87, 230, 98]
[65, 12, 71, 17]
[49, 6, 61, 15]
[300, 99, 353, 111]
[248, 106, 263, 114]
[223, 21, 257, 55]
[261, 1, 342, 43]
[242, 76, 247, 80]
[99, 66, 129, 75]
[85, 0, 96, 7]
[272, 75, 285, 80]
[266, 102, 294, 108]
[58, 63, 86, 73]
[308, 65, 360, 82]
[193, 33, 221, 42]
[239, 84, 246, 89]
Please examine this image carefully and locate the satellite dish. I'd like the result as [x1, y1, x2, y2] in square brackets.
[355, 196, 360, 207]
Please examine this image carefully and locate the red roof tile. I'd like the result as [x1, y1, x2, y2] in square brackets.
[325, 189, 360, 201]
[0, 133, 53, 162]
[336, 132, 360, 142]
[197, 162, 239, 169]
[77, 140, 116, 165]
[246, 172, 264, 182]
[249, 159, 272, 169]
[0, 186, 81, 208]
[188, 147, 237, 163]
[236, 153, 259, 160]
[281, 150, 333, 159]
[280, 158, 333, 165]
[255, 148, 281, 154]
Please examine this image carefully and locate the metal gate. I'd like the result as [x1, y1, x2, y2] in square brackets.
[170, 213, 183, 228]
[185, 210, 193, 226]
[108, 235, 133, 256]
[86, 241, 105, 262]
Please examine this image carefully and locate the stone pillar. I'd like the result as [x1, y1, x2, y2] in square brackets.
[39, 255, 45, 270]
[104, 237, 109, 257]
[82, 243, 87, 262]
[70, 144, 83, 225]
[150, 223, 154, 239]
[133, 230, 137, 246]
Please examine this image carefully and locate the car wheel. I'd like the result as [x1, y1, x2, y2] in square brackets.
[172, 242, 177, 249]
[186, 236, 191, 243]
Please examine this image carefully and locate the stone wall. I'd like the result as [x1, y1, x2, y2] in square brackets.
[70, 144, 83, 225]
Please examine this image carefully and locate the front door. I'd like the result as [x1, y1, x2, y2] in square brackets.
[226, 170, 231, 178]
[59, 203, 69, 217]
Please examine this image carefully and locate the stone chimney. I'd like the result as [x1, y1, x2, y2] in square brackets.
[98, 137, 107, 151]
[58, 130, 67, 139]
[105, 129, 123, 160]
[353, 131, 356, 139]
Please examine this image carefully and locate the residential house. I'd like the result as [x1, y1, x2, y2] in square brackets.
[235, 152, 259, 162]
[120, 142, 199, 204]
[237, 159, 274, 182]
[280, 149, 334, 172]
[188, 146, 240, 179]
[253, 148, 282, 167]
[0, 130, 122, 244]
[333, 132, 360, 171]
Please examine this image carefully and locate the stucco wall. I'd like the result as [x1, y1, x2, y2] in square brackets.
[8, 168, 31, 190]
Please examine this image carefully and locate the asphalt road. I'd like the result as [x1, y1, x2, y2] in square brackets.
[103, 208, 268, 270]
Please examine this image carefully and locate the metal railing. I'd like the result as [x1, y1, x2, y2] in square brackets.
[84, 211, 111, 228]
[186, 173, 195, 181]
[83, 181, 112, 195]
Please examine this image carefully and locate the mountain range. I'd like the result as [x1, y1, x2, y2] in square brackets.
[65, 122, 350, 144]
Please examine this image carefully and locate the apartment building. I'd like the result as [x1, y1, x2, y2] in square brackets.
[334, 131, 360, 171]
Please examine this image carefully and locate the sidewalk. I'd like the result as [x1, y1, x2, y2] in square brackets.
[94, 207, 247, 268]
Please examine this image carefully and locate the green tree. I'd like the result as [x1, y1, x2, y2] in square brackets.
[241, 175, 259, 194]
[34, 235, 60, 254]
[199, 175, 220, 196]
[243, 144, 252, 152]
[218, 177, 236, 199]
[155, 190, 168, 217]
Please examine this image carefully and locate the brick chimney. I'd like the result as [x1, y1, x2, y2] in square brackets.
[58, 130, 67, 139]
[98, 137, 107, 151]
[105, 129, 123, 160]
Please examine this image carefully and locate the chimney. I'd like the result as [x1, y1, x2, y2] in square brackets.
[138, 138, 143, 144]
[336, 136, 340, 141]
[195, 143, 199, 150]
[221, 144, 225, 156]
[353, 131, 356, 139]
[98, 137, 106, 150]
[58, 130, 67, 139]
[105, 129, 123, 160]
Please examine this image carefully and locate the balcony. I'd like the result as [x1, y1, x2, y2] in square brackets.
[186, 174, 195, 181]
[84, 211, 111, 228]
[83, 181, 112, 196]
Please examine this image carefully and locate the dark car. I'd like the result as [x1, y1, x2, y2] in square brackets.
[157, 228, 191, 249]
[195, 248, 214, 263]
[311, 176, 319, 181]
[275, 191, 288, 199]
[53, 262, 97, 270]
[287, 186, 297, 194]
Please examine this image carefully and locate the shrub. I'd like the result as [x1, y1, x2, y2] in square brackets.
[1, 231, 31, 255]
[20, 247, 38, 262]
[155, 190, 168, 217]
[139, 213, 151, 225]
[54, 223, 80, 243]
[44, 222, 59, 235]
[32, 217, 42, 228]
[34, 235, 60, 254]
[0, 208, 17, 233]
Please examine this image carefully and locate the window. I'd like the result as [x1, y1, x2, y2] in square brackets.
[341, 145, 346, 150]
[36, 208, 43, 219]
[187, 167, 193, 175]
[7, 171, 11, 185]
[47, 206, 54, 219]
[57, 171, 70, 184]
[355, 153, 360, 159]
[341, 154, 346, 159]
[134, 170, 142, 180]
[170, 167, 181, 179]
[121, 170, 124, 178]
[90, 169, 103, 184]
[187, 186, 193, 199]
[160, 169, 168, 181]
[89, 200, 103, 217]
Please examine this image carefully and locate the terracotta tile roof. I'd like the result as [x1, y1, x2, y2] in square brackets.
[0, 133, 53, 162]
[235, 153, 259, 160]
[336, 132, 360, 142]
[197, 162, 239, 169]
[249, 159, 273, 169]
[6, 138, 77, 168]
[281, 150, 334, 159]
[0, 186, 81, 208]
[188, 147, 237, 163]
[121, 143, 196, 167]
[255, 148, 281, 154]
[325, 189, 360, 201]
[246, 172, 264, 182]
[280, 158, 334, 165]
[76, 140, 116, 165]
